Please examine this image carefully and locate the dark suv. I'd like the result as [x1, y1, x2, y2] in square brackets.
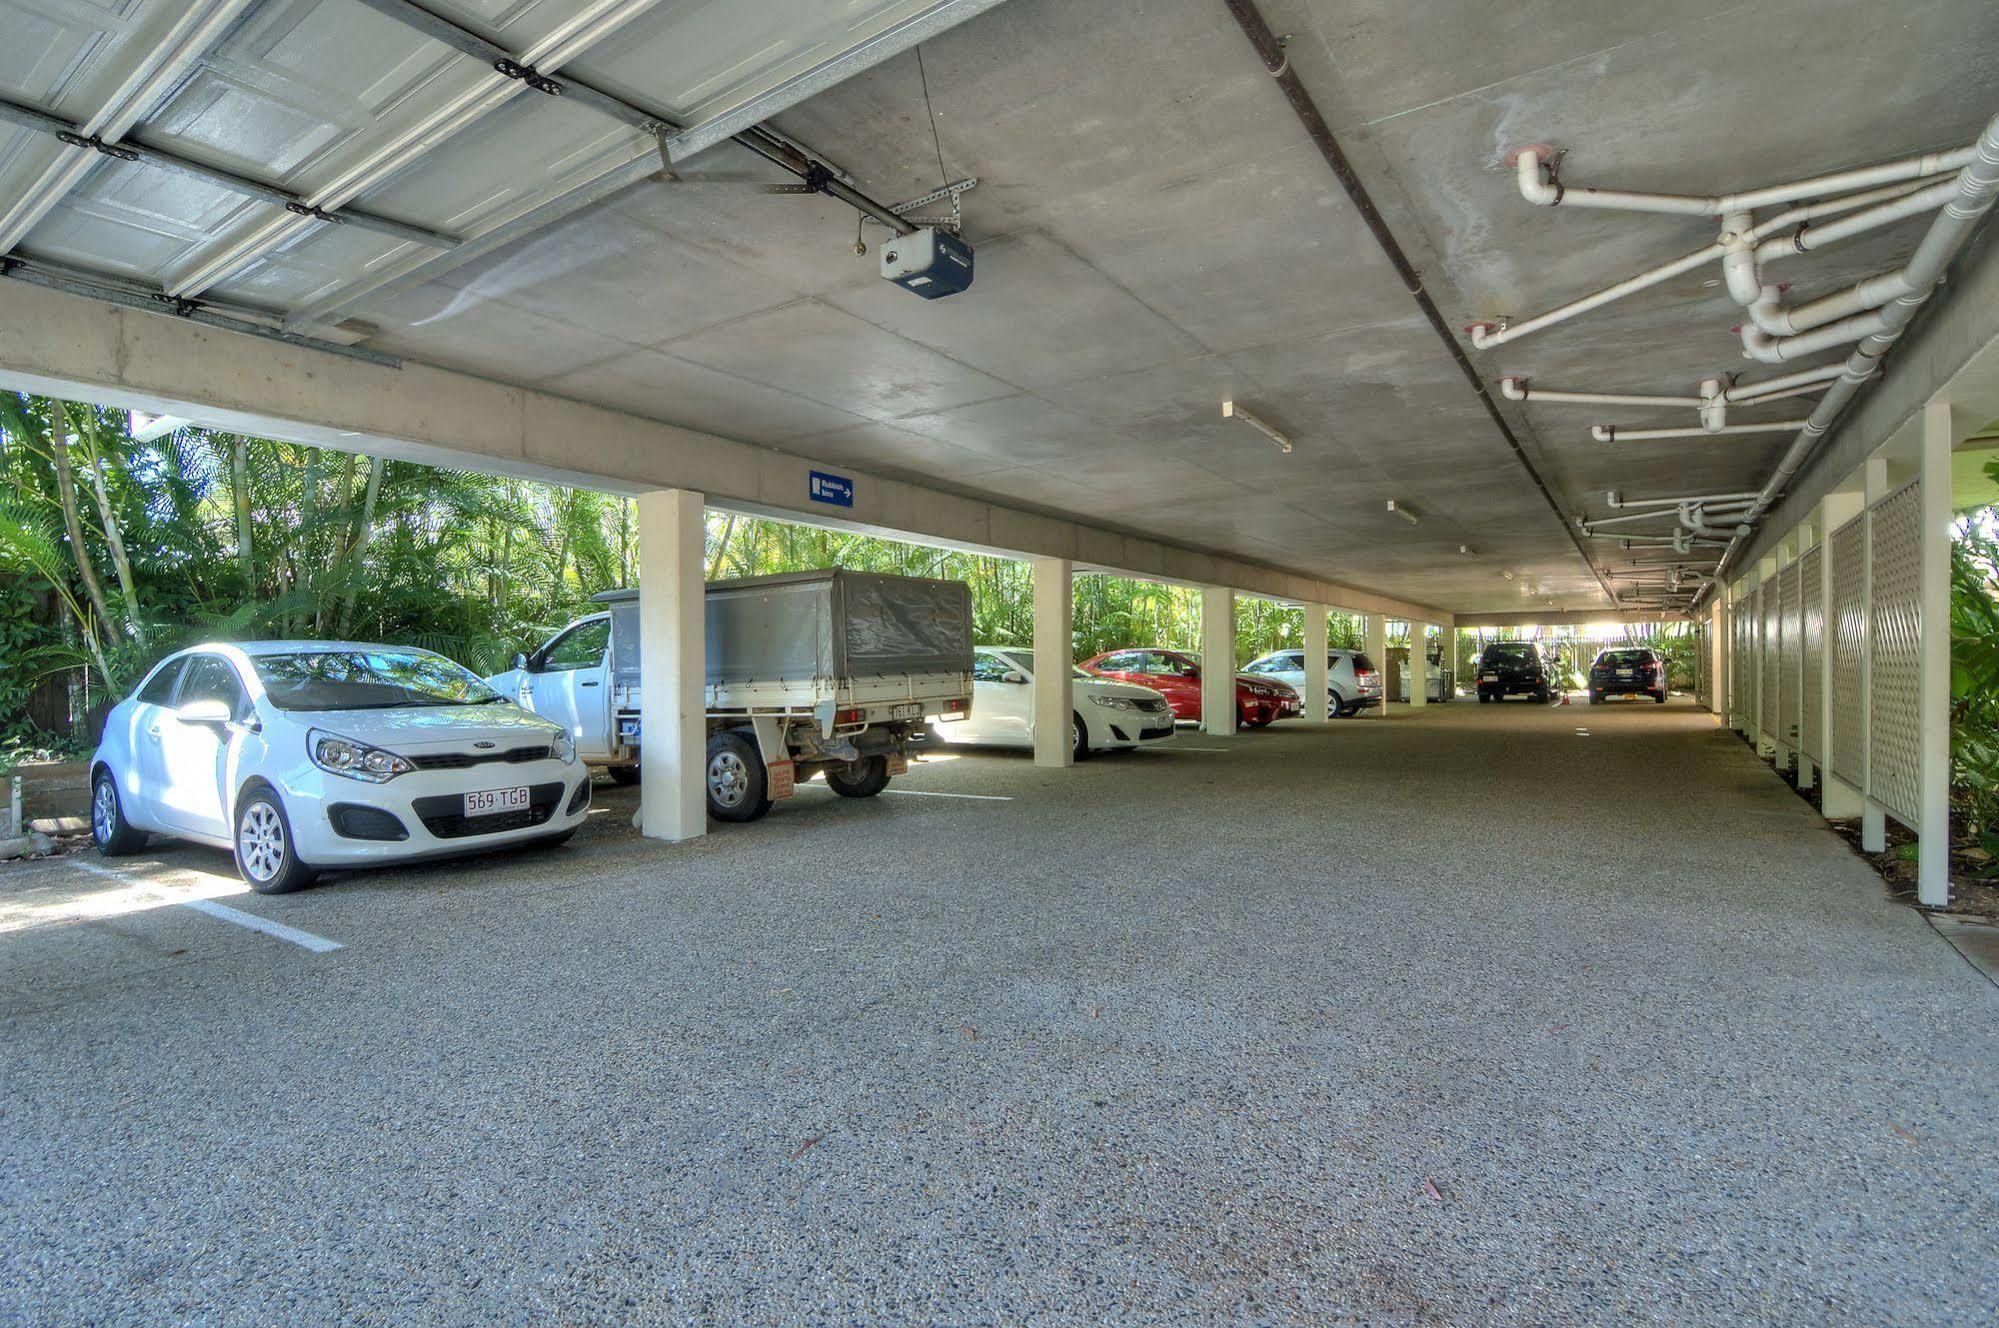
[1474, 641, 1553, 703]
[1589, 647, 1668, 704]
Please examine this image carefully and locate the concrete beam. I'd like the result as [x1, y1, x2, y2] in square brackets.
[1453, 609, 1695, 629]
[0, 280, 1453, 626]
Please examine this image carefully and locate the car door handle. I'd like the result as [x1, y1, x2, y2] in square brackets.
[579, 680, 600, 687]
[146, 725, 161, 739]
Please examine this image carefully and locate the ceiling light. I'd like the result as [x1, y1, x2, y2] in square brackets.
[1221, 399, 1293, 453]
[1386, 500, 1419, 525]
[1500, 568, 1516, 581]
[1458, 544, 1477, 557]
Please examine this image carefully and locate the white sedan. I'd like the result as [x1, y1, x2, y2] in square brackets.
[89, 642, 590, 893]
[926, 646, 1175, 759]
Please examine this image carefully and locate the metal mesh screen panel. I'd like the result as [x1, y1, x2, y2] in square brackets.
[1828, 517, 1867, 786]
[1800, 544, 1825, 761]
[1778, 562, 1801, 748]
[1694, 622, 1710, 707]
[1868, 481, 1923, 824]
[1759, 582, 1778, 737]
[1731, 594, 1750, 727]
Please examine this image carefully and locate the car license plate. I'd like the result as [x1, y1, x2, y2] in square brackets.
[1617, 669, 1633, 677]
[1482, 673, 1498, 682]
[890, 702, 922, 720]
[464, 786, 530, 817]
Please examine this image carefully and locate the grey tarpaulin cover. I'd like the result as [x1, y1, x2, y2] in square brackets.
[595, 569, 972, 686]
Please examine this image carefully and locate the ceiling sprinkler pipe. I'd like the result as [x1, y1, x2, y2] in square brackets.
[1470, 243, 1721, 349]
[1754, 177, 1963, 262]
[1592, 420, 1809, 443]
[1724, 365, 1845, 400]
[1605, 489, 1759, 510]
[1497, 376, 1704, 408]
[1698, 377, 1727, 432]
[1512, 143, 1977, 217]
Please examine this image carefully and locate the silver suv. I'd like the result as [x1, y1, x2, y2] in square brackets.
[1241, 649, 1383, 718]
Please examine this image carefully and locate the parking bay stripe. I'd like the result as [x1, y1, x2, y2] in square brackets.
[69, 858, 343, 953]
[882, 789, 1012, 801]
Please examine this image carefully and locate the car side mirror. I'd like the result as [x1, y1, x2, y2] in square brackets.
[176, 699, 233, 727]
[513, 652, 530, 673]
[1000, 670, 1028, 685]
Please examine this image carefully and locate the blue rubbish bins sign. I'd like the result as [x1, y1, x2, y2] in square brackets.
[808, 470, 854, 508]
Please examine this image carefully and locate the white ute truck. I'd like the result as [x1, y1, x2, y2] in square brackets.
[488, 569, 974, 822]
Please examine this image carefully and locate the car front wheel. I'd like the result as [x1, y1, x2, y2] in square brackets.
[233, 786, 316, 894]
[1072, 712, 1090, 762]
[91, 771, 147, 856]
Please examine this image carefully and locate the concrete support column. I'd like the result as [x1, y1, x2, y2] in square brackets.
[1709, 599, 1726, 718]
[1820, 488, 1865, 818]
[1200, 585, 1236, 736]
[1031, 557, 1074, 768]
[1408, 620, 1428, 708]
[637, 488, 707, 844]
[1916, 401, 1953, 907]
[1303, 603, 1330, 721]
[1363, 614, 1387, 716]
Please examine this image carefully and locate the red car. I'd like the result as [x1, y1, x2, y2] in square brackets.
[1078, 648, 1300, 728]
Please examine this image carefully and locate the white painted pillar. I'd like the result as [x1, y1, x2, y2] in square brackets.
[1820, 487, 1865, 819]
[1363, 614, 1387, 716]
[1031, 556, 1074, 768]
[1407, 620, 1428, 708]
[1916, 401, 1953, 907]
[637, 488, 707, 844]
[1200, 585, 1236, 736]
[1709, 598, 1726, 718]
[1303, 603, 1330, 721]
[1861, 454, 1890, 851]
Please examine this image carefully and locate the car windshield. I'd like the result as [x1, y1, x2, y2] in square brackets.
[252, 650, 502, 711]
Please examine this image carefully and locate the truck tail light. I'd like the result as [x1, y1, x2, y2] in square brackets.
[835, 707, 864, 726]
[942, 697, 969, 715]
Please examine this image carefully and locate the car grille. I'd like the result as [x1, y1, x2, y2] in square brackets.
[1131, 697, 1169, 714]
[407, 743, 552, 770]
[411, 782, 564, 839]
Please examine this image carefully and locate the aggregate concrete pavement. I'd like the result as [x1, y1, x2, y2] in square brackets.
[2, 700, 1995, 1326]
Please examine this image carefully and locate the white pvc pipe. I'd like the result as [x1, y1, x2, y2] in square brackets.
[1470, 242, 1721, 349]
[1513, 144, 1976, 217]
[1593, 420, 1809, 443]
[1754, 177, 1962, 263]
[1724, 365, 1843, 400]
[1748, 269, 1914, 336]
[1497, 376, 1702, 407]
[1605, 490, 1759, 509]
[1740, 313, 1887, 363]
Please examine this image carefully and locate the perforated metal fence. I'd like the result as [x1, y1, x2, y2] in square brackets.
[1730, 592, 1750, 728]
[1868, 481, 1923, 824]
[1694, 621, 1711, 708]
[1828, 515, 1867, 788]
[1799, 544, 1824, 763]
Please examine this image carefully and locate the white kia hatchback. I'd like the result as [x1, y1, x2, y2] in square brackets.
[90, 642, 589, 893]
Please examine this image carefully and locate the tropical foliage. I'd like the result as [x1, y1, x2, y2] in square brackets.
[1951, 497, 1999, 860]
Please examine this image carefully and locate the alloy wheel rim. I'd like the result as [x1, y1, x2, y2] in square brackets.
[708, 751, 748, 807]
[238, 802, 285, 881]
[93, 780, 115, 842]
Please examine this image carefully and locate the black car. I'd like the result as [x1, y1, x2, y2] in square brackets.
[1589, 647, 1668, 704]
[1475, 641, 1553, 703]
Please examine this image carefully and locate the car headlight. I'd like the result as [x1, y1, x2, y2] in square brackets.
[553, 730, 576, 764]
[1089, 694, 1137, 710]
[308, 729, 414, 783]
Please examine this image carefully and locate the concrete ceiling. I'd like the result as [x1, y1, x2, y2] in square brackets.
[4, 0, 1997, 611]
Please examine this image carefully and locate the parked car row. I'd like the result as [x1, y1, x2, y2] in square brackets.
[93, 571, 1640, 896]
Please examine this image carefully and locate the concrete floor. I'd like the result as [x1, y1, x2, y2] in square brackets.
[2, 700, 1994, 1326]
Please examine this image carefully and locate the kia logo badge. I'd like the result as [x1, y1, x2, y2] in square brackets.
[474, 740, 496, 749]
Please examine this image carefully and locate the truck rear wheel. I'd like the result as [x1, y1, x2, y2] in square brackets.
[826, 755, 891, 799]
[705, 733, 772, 823]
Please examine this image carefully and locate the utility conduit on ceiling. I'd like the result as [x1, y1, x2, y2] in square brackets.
[1477, 113, 1999, 608]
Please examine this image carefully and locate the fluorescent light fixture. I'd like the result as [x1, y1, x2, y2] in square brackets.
[1221, 399, 1293, 453]
[1500, 568, 1516, 581]
[1458, 544, 1477, 557]
[1386, 500, 1419, 525]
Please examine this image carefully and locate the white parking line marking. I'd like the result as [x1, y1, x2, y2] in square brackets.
[1173, 746, 1232, 752]
[882, 789, 1013, 801]
[68, 858, 342, 953]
